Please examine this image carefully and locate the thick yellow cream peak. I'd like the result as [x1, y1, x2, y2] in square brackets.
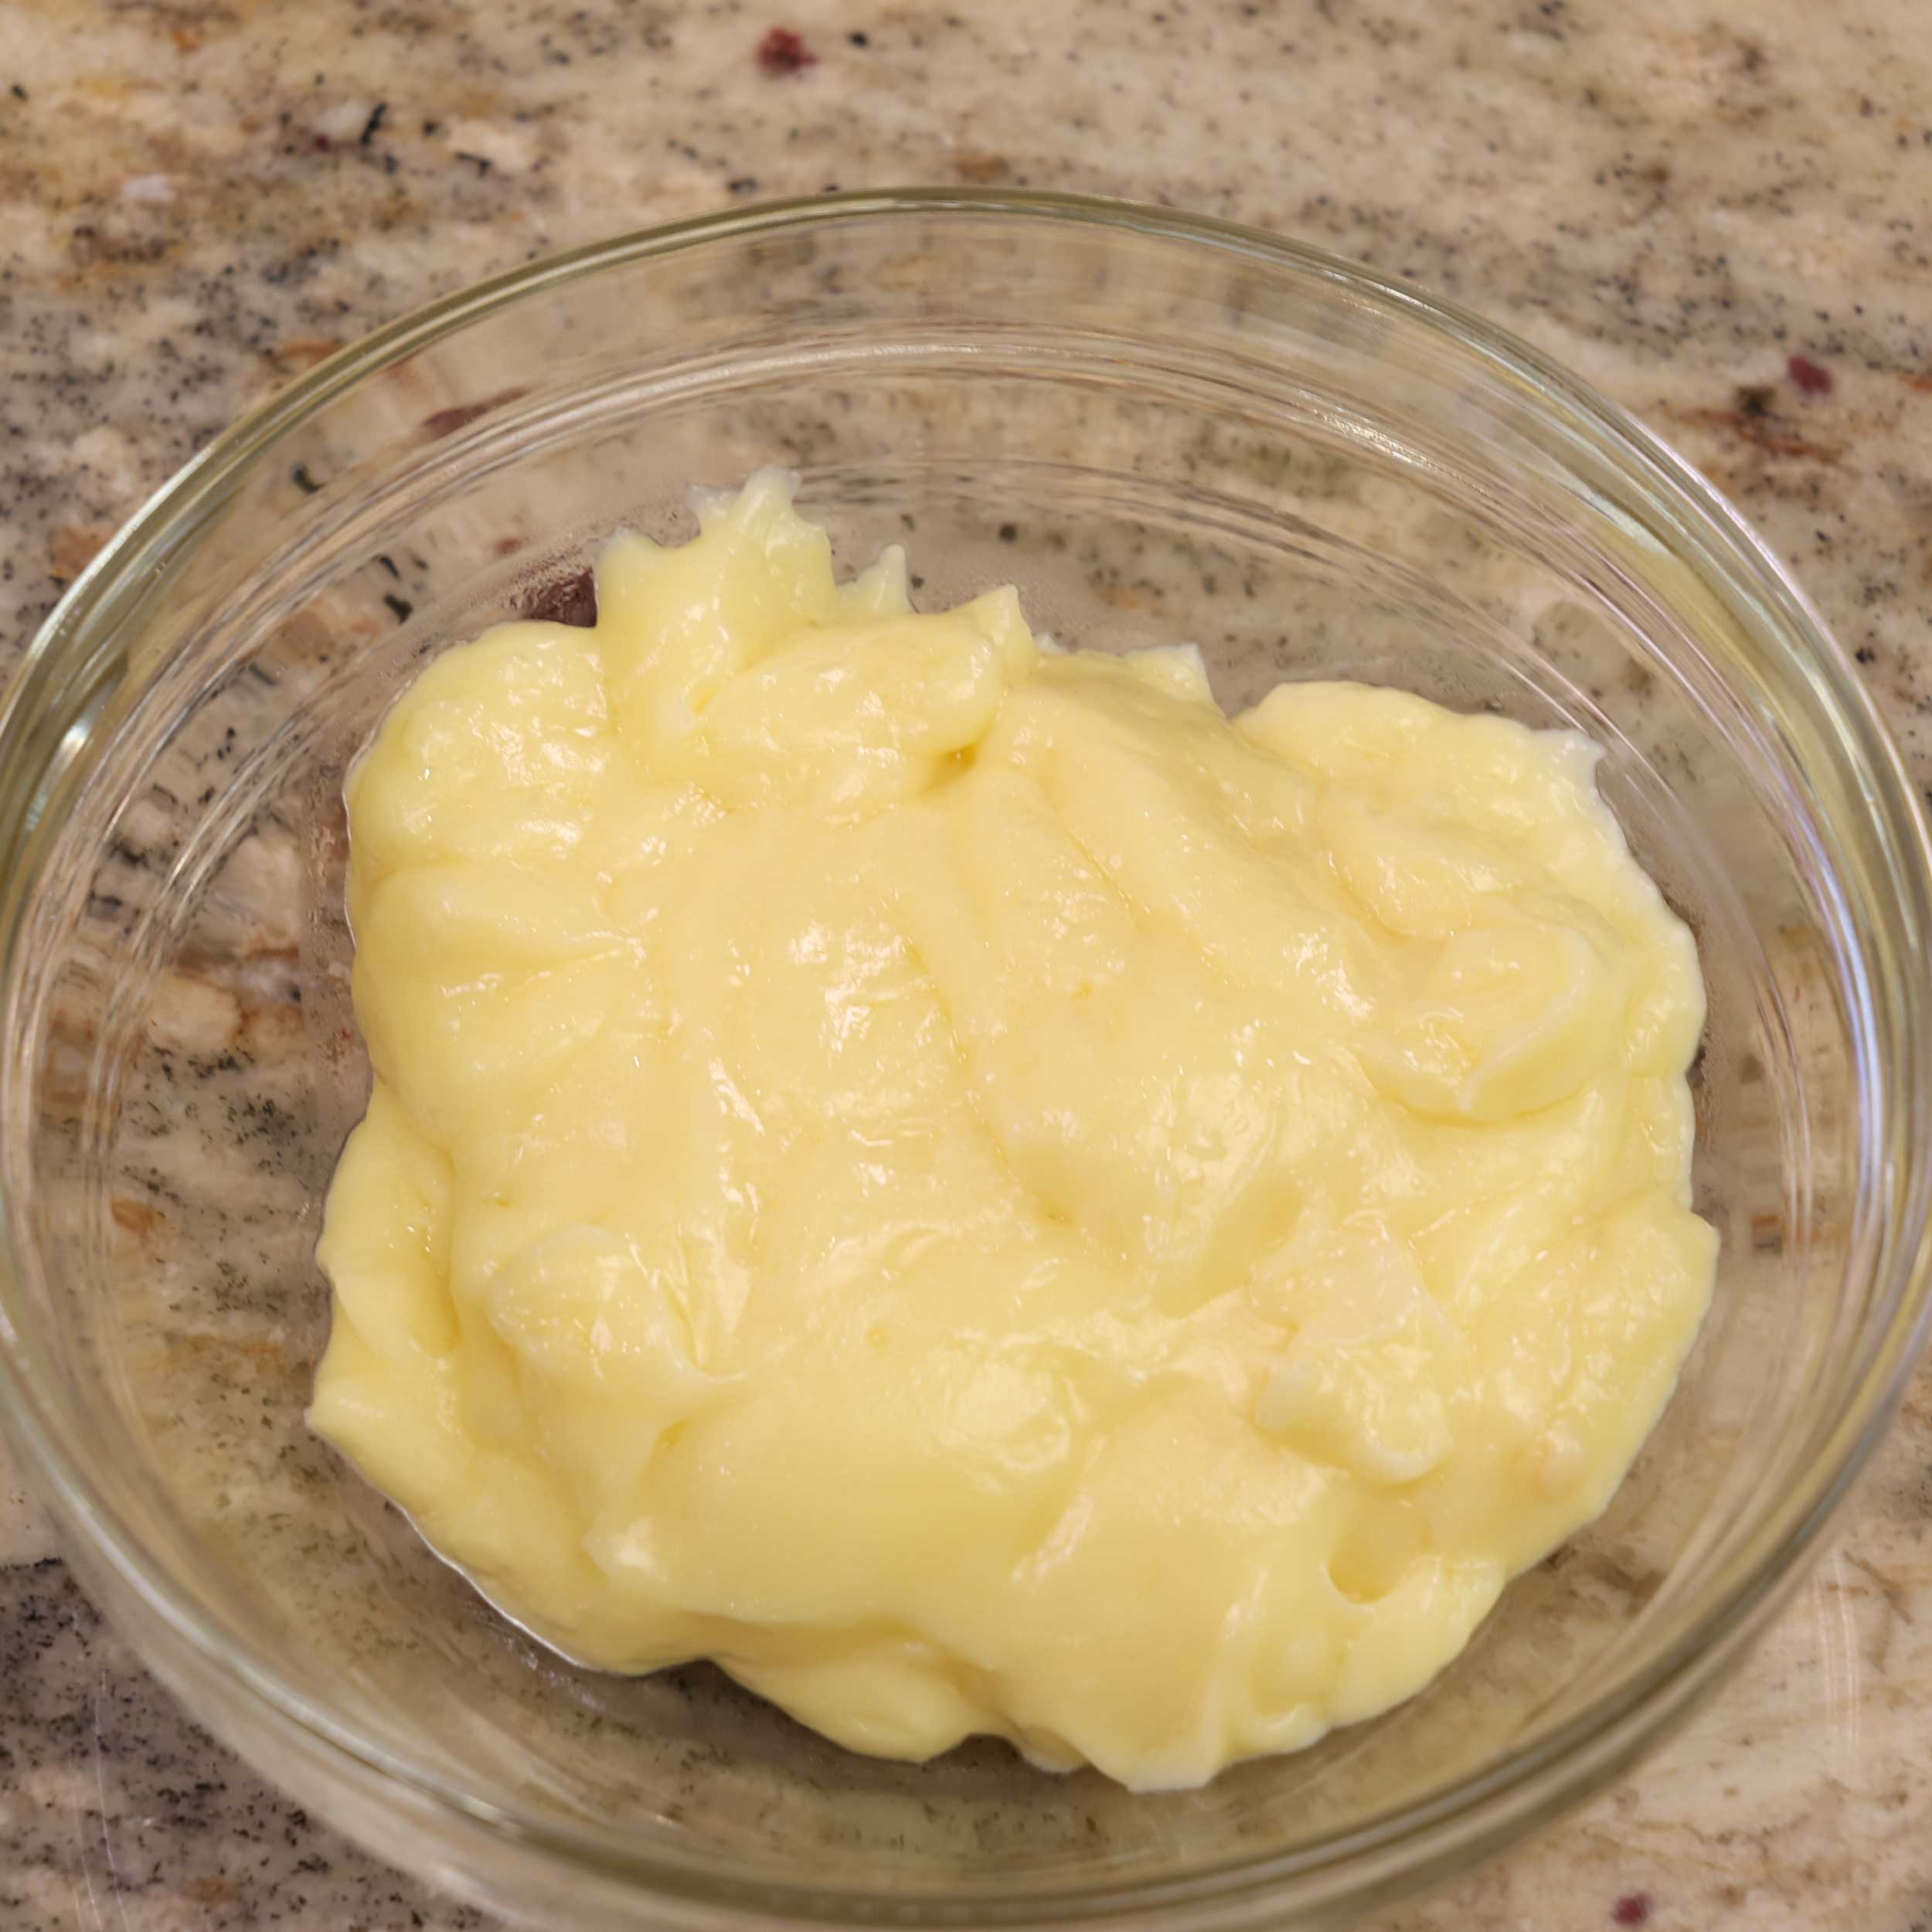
[311, 472, 1715, 1790]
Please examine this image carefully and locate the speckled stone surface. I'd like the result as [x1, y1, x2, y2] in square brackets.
[4, 2, 1932, 1927]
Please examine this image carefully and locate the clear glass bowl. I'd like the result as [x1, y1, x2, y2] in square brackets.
[3, 191, 1930, 1932]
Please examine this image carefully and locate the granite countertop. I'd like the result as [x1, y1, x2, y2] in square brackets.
[5, 1, 1932, 1926]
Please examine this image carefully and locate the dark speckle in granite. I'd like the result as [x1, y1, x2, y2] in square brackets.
[756, 26, 818, 75]
[519, 566, 599, 628]
[1788, 350, 1835, 395]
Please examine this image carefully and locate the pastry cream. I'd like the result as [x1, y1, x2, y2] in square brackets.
[311, 472, 1715, 1790]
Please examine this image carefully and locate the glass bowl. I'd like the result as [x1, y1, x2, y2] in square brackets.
[2, 191, 1930, 1932]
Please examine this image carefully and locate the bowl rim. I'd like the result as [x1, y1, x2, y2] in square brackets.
[5, 185, 1932, 1927]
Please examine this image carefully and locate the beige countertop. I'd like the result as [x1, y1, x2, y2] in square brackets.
[3, 2, 1931, 1926]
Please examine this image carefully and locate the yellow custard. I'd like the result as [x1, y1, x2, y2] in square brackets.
[311, 473, 1715, 1790]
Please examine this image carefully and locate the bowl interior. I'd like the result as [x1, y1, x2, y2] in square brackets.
[0, 201, 1917, 1924]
